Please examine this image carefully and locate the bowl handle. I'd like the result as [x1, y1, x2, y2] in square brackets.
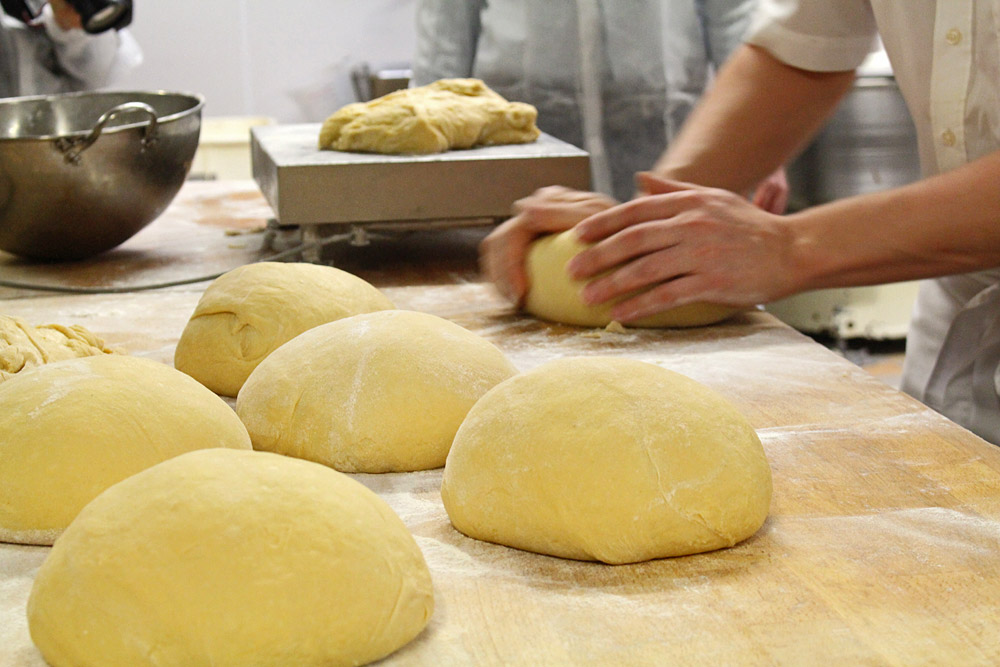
[55, 102, 160, 165]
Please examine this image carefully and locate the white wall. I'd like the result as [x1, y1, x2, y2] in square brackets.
[115, 0, 418, 122]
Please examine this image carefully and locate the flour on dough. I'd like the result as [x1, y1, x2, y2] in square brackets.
[0, 314, 115, 383]
[236, 310, 518, 473]
[174, 262, 394, 397]
[0, 355, 251, 545]
[27, 449, 433, 667]
[524, 230, 738, 328]
[442, 356, 772, 564]
[318, 78, 540, 154]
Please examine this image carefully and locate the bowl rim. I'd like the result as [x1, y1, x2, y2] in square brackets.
[0, 89, 206, 142]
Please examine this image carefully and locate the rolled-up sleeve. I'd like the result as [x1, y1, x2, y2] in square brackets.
[746, 0, 879, 72]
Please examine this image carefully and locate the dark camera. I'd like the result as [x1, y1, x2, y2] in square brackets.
[0, 0, 132, 33]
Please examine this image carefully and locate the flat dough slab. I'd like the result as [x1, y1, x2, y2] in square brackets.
[318, 78, 540, 154]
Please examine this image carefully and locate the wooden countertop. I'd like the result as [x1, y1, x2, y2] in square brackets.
[2, 181, 1000, 665]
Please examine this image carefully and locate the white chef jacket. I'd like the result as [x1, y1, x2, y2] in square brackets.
[747, 1, 1000, 445]
[0, 4, 141, 98]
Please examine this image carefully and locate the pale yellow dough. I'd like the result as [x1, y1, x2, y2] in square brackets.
[0, 314, 115, 383]
[27, 448, 434, 667]
[237, 310, 518, 473]
[318, 78, 540, 154]
[442, 356, 772, 564]
[525, 230, 739, 328]
[0, 355, 251, 545]
[174, 262, 394, 397]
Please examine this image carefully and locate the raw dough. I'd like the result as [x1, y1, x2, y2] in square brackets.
[237, 310, 517, 473]
[525, 230, 739, 328]
[0, 314, 115, 383]
[27, 448, 433, 667]
[0, 355, 251, 545]
[318, 78, 540, 154]
[175, 262, 394, 397]
[442, 356, 772, 564]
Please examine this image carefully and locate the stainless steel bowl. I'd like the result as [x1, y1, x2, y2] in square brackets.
[0, 90, 204, 260]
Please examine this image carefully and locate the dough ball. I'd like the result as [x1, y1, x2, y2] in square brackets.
[318, 78, 540, 154]
[0, 314, 116, 383]
[175, 262, 394, 397]
[237, 310, 517, 473]
[524, 230, 738, 328]
[0, 355, 251, 545]
[27, 448, 433, 667]
[442, 356, 772, 564]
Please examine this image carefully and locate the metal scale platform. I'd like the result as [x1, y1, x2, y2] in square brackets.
[250, 124, 590, 262]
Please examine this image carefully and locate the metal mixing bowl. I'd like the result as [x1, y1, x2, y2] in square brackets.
[0, 90, 204, 261]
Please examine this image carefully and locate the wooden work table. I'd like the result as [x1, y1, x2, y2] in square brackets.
[2, 181, 999, 665]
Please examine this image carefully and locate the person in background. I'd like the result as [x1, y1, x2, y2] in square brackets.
[0, 0, 141, 98]
[411, 0, 785, 209]
[481, 2, 1000, 446]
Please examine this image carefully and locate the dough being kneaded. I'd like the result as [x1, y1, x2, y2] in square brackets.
[318, 78, 540, 154]
[0, 314, 115, 383]
[0, 355, 251, 545]
[442, 356, 772, 564]
[27, 449, 433, 667]
[175, 262, 394, 397]
[524, 230, 739, 328]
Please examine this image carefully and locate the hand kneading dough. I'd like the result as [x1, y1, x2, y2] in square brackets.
[442, 356, 772, 564]
[175, 262, 394, 397]
[237, 310, 517, 473]
[27, 448, 433, 667]
[0, 314, 115, 383]
[0, 355, 251, 545]
[318, 78, 540, 154]
[525, 230, 739, 328]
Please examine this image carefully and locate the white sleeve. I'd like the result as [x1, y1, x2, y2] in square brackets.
[39, 4, 142, 90]
[746, 0, 879, 72]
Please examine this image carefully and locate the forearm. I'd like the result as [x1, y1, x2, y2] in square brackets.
[786, 149, 1000, 291]
[654, 44, 855, 193]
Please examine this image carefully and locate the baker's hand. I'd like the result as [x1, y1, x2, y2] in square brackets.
[480, 186, 617, 306]
[567, 173, 799, 322]
[49, 0, 83, 30]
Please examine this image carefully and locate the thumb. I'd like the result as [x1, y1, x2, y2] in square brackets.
[635, 172, 700, 196]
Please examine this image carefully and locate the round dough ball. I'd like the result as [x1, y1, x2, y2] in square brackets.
[524, 230, 738, 328]
[237, 310, 517, 473]
[27, 448, 434, 667]
[0, 355, 251, 545]
[175, 262, 394, 397]
[442, 356, 772, 564]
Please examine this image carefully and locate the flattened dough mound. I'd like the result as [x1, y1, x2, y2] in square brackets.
[175, 262, 394, 397]
[0, 314, 115, 383]
[27, 449, 433, 667]
[237, 310, 518, 473]
[525, 230, 739, 328]
[0, 355, 251, 545]
[318, 78, 540, 154]
[442, 356, 772, 564]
